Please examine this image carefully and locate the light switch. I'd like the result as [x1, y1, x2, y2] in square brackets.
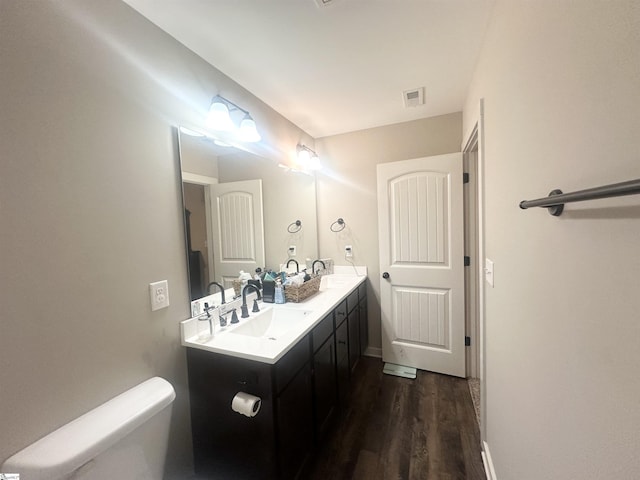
[485, 259, 494, 287]
[149, 280, 170, 311]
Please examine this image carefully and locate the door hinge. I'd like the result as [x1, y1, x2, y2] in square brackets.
[463, 172, 470, 184]
[465, 336, 471, 346]
[464, 256, 471, 266]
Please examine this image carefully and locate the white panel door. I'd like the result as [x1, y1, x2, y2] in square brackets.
[210, 179, 265, 288]
[377, 153, 465, 377]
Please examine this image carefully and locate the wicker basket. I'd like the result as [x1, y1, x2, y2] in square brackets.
[232, 279, 242, 298]
[284, 275, 321, 303]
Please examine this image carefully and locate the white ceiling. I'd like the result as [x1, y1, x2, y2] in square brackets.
[123, 0, 494, 138]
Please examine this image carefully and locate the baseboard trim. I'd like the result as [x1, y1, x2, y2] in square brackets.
[482, 441, 497, 480]
[363, 346, 382, 358]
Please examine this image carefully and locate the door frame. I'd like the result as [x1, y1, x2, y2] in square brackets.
[182, 172, 218, 287]
[462, 99, 487, 442]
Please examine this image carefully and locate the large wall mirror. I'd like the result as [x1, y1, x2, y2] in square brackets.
[178, 127, 318, 303]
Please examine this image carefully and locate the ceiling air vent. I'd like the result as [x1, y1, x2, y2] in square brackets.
[403, 87, 425, 108]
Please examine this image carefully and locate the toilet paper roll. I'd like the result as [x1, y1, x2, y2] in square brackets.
[231, 392, 262, 418]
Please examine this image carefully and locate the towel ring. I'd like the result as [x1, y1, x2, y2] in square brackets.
[287, 220, 302, 233]
[330, 218, 346, 232]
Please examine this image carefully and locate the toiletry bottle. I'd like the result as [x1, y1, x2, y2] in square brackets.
[239, 270, 251, 286]
[275, 284, 285, 304]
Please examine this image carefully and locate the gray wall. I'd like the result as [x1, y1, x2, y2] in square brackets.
[0, 1, 310, 476]
[464, 1, 640, 478]
[315, 113, 463, 351]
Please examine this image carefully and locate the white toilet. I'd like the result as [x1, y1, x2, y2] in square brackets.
[1, 377, 175, 480]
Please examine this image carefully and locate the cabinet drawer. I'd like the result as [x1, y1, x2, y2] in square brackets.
[347, 290, 359, 314]
[312, 313, 334, 353]
[334, 300, 348, 327]
[336, 319, 348, 363]
[275, 335, 311, 394]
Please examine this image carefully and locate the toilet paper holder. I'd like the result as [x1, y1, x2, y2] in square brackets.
[231, 392, 262, 418]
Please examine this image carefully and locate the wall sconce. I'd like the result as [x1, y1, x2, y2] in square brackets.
[296, 144, 322, 171]
[206, 95, 261, 143]
[330, 217, 346, 232]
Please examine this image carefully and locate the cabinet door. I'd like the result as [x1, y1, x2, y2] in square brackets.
[348, 309, 360, 372]
[359, 297, 368, 355]
[336, 320, 350, 404]
[275, 334, 311, 394]
[277, 362, 313, 480]
[313, 334, 337, 442]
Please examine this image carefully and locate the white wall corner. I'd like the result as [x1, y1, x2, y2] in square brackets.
[482, 440, 497, 480]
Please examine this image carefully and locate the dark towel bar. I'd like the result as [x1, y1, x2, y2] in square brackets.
[519, 178, 640, 216]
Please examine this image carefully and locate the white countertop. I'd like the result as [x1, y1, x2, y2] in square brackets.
[180, 268, 367, 364]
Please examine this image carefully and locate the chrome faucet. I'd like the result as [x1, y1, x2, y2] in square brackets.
[311, 259, 326, 274]
[286, 258, 299, 272]
[241, 283, 262, 318]
[207, 282, 226, 304]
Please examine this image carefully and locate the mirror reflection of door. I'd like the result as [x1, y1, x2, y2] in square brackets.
[210, 179, 265, 288]
[183, 182, 211, 300]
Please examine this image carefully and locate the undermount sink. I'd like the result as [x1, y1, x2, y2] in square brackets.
[229, 307, 312, 339]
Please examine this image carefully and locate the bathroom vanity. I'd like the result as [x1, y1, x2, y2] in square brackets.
[181, 272, 368, 479]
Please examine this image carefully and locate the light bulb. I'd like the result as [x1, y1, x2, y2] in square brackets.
[308, 153, 322, 171]
[297, 148, 311, 167]
[239, 114, 261, 142]
[206, 98, 234, 131]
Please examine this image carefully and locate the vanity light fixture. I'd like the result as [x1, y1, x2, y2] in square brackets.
[206, 95, 261, 143]
[296, 144, 322, 171]
[330, 217, 346, 232]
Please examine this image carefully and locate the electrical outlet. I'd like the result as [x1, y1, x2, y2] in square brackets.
[149, 280, 170, 311]
[345, 245, 353, 257]
[288, 245, 297, 256]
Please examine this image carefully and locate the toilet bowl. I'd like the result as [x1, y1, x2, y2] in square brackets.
[1, 377, 175, 480]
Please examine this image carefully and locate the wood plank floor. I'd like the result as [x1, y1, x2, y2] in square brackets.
[303, 357, 485, 480]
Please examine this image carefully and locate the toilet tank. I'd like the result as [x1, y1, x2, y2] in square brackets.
[1, 377, 175, 480]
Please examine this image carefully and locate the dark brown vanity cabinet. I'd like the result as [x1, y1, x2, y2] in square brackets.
[186, 347, 279, 479]
[187, 338, 313, 480]
[186, 281, 367, 480]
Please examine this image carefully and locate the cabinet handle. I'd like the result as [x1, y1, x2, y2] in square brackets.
[382, 272, 390, 279]
[338, 340, 346, 345]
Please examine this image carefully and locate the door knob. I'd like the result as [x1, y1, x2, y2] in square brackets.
[382, 272, 390, 279]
